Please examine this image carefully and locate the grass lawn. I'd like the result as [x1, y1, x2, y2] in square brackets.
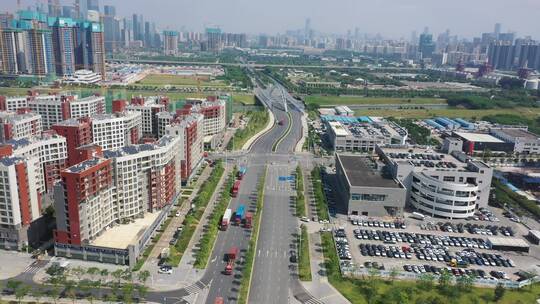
[138, 73, 228, 87]
[320, 232, 540, 304]
[305, 95, 447, 106]
[298, 224, 312, 281]
[355, 107, 540, 120]
[229, 110, 269, 150]
[233, 94, 256, 105]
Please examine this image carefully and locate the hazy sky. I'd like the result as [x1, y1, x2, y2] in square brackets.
[6, 0, 540, 39]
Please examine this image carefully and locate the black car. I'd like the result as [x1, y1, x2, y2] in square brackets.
[290, 250, 298, 263]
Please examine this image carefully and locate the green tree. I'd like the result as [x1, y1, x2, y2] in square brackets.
[388, 267, 399, 283]
[6, 280, 22, 294]
[494, 283, 505, 301]
[456, 275, 474, 292]
[111, 269, 124, 284]
[418, 273, 435, 291]
[137, 270, 151, 285]
[49, 284, 61, 304]
[137, 284, 149, 299]
[438, 269, 452, 289]
[122, 269, 133, 282]
[31, 287, 44, 303]
[14, 284, 30, 304]
[64, 280, 78, 304]
[71, 266, 85, 282]
[122, 283, 134, 304]
[87, 267, 100, 280]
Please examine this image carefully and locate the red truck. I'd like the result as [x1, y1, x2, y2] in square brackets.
[231, 180, 240, 197]
[214, 297, 224, 304]
[244, 212, 253, 229]
[220, 209, 232, 231]
[224, 247, 239, 275]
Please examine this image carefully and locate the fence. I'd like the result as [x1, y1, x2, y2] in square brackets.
[341, 265, 539, 289]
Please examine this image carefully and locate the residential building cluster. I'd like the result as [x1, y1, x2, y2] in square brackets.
[0, 10, 105, 79]
[0, 91, 229, 266]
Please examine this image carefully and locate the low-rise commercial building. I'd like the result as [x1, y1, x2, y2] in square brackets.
[490, 127, 540, 154]
[376, 145, 493, 219]
[335, 154, 407, 217]
[324, 116, 407, 152]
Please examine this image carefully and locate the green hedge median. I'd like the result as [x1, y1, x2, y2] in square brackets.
[298, 224, 312, 281]
[168, 161, 224, 266]
[295, 166, 306, 217]
[311, 166, 329, 221]
[194, 169, 237, 268]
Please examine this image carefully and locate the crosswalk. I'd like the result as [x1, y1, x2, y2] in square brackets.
[183, 280, 207, 295]
[304, 298, 324, 304]
[23, 260, 48, 274]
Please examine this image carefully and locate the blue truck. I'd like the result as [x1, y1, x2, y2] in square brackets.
[235, 204, 245, 225]
[238, 167, 247, 180]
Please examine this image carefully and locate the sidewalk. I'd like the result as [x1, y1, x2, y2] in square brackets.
[302, 232, 351, 304]
[295, 112, 308, 152]
[299, 164, 351, 304]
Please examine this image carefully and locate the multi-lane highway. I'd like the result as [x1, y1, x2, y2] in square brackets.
[145, 81, 306, 304]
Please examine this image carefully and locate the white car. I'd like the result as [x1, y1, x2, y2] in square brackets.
[175, 211, 181, 217]
[158, 266, 173, 274]
[301, 216, 310, 222]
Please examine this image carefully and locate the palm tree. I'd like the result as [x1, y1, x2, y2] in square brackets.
[122, 283, 134, 304]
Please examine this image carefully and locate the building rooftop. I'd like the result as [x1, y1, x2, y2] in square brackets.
[65, 157, 106, 173]
[338, 154, 401, 188]
[327, 118, 407, 140]
[0, 111, 40, 122]
[91, 211, 160, 249]
[494, 128, 539, 140]
[454, 132, 505, 143]
[381, 146, 467, 170]
[487, 236, 530, 248]
[103, 135, 177, 158]
[0, 156, 26, 167]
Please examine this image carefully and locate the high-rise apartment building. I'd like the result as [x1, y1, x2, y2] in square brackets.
[86, 0, 100, 12]
[0, 155, 41, 249]
[488, 42, 515, 70]
[103, 5, 118, 53]
[163, 30, 179, 55]
[0, 109, 42, 142]
[165, 113, 203, 182]
[113, 96, 169, 138]
[51, 18, 77, 76]
[54, 134, 183, 245]
[51, 117, 92, 166]
[419, 33, 435, 59]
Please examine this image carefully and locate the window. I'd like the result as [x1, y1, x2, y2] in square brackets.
[443, 176, 455, 182]
[351, 193, 387, 201]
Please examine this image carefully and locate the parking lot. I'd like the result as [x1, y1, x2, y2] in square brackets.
[333, 211, 540, 283]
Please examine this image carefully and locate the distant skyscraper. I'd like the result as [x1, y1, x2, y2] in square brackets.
[205, 27, 222, 52]
[51, 18, 77, 76]
[61, 6, 75, 18]
[419, 33, 435, 59]
[488, 42, 515, 70]
[132, 14, 139, 41]
[163, 30, 179, 55]
[87, 0, 99, 12]
[103, 5, 117, 53]
[144, 21, 151, 47]
[305, 18, 311, 39]
[494, 23, 501, 38]
[410, 30, 418, 44]
[47, 0, 61, 17]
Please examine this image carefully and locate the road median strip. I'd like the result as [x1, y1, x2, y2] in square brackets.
[298, 224, 312, 281]
[167, 161, 225, 266]
[311, 166, 330, 221]
[295, 166, 306, 217]
[238, 165, 268, 304]
[272, 111, 293, 152]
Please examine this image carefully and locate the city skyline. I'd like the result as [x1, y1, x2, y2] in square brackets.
[3, 0, 540, 39]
